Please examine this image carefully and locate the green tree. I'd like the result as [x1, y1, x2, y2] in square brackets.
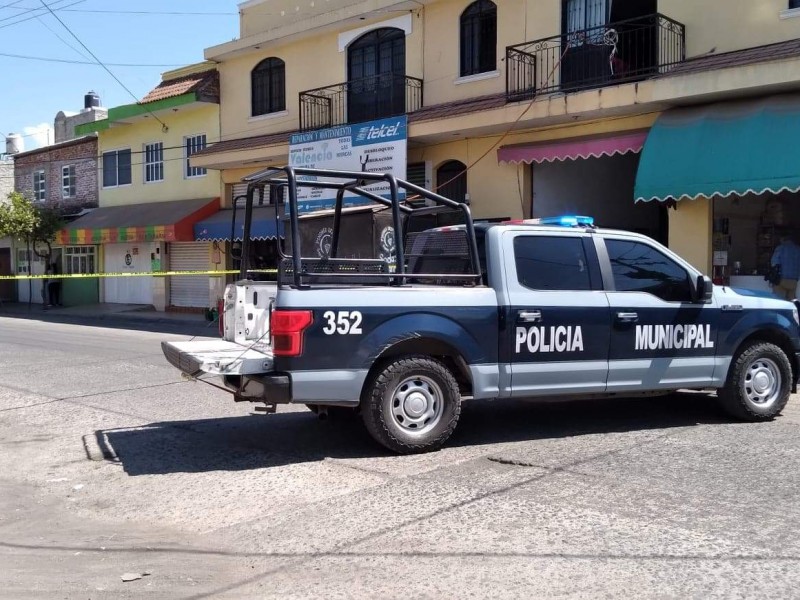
[0, 192, 64, 305]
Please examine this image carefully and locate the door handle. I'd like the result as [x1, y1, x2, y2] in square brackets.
[616, 311, 639, 323]
[518, 310, 542, 323]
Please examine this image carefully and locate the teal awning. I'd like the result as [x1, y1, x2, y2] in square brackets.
[635, 95, 800, 202]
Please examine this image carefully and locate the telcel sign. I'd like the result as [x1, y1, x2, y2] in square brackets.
[289, 116, 408, 213]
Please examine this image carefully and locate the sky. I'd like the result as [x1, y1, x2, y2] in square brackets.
[0, 0, 241, 152]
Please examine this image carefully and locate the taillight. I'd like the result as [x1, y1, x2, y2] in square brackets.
[270, 310, 313, 357]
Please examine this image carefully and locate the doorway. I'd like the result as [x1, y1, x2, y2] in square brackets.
[347, 27, 406, 124]
[560, 0, 658, 91]
[0, 248, 13, 301]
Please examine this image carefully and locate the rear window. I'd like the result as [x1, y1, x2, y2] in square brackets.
[404, 228, 486, 284]
[513, 236, 592, 291]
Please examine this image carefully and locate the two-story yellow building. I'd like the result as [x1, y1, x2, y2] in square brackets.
[192, 0, 800, 290]
[60, 64, 225, 310]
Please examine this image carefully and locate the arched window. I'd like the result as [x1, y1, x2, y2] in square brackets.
[437, 160, 468, 203]
[460, 0, 497, 77]
[348, 27, 406, 123]
[252, 57, 285, 116]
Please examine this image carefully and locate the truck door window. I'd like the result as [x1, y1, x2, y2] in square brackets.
[605, 239, 692, 302]
[514, 236, 591, 291]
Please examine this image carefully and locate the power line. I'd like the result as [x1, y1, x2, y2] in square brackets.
[36, 0, 170, 132]
[0, 50, 185, 67]
[0, 0, 83, 28]
[57, 9, 238, 16]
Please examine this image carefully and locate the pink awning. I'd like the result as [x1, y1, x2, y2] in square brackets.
[497, 131, 648, 165]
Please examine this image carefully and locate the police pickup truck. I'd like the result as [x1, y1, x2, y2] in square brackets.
[163, 167, 800, 453]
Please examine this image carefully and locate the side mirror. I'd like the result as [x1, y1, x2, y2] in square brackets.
[231, 242, 242, 260]
[694, 274, 713, 303]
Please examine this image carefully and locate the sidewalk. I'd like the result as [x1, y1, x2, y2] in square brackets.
[0, 302, 218, 336]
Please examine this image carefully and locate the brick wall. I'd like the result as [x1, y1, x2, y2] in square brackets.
[13, 137, 98, 213]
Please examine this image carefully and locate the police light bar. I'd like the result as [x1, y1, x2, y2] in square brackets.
[538, 215, 595, 227]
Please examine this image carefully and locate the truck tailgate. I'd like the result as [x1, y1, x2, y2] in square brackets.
[161, 340, 274, 377]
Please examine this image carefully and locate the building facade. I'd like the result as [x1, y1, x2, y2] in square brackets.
[12, 135, 100, 305]
[66, 63, 223, 311]
[188, 0, 800, 293]
[0, 152, 14, 302]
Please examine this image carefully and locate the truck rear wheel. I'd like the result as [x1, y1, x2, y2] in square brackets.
[361, 355, 461, 454]
[718, 341, 792, 421]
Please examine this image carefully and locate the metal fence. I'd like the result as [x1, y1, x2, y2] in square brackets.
[506, 13, 685, 101]
[299, 74, 423, 130]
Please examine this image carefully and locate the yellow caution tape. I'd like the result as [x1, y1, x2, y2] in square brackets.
[0, 269, 278, 281]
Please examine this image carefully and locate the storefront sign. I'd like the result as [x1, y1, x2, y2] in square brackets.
[289, 116, 408, 214]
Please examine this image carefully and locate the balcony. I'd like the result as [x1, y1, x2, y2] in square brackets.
[506, 13, 685, 101]
[299, 73, 423, 131]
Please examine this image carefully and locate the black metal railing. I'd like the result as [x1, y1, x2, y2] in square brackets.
[506, 13, 685, 101]
[299, 73, 423, 130]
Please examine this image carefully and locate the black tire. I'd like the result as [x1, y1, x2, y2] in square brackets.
[361, 355, 461, 454]
[718, 341, 792, 421]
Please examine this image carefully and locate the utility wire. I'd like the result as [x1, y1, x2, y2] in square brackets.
[0, 50, 185, 67]
[36, 0, 169, 132]
[36, 13, 94, 63]
[0, 0, 82, 28]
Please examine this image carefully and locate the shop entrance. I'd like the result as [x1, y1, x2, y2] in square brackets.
[532, 152, 667, 244]
[712, 193, 800, 295]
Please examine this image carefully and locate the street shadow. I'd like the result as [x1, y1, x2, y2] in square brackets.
[95, 391, 734, 476]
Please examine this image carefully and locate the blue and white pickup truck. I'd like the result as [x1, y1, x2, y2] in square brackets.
[163, 167, 800, 453]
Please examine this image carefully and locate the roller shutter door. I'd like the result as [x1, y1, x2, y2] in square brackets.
[169, 242, 209, 308]
[231, 182, 272, 206]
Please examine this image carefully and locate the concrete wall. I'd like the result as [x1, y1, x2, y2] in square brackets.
[663, 0, 800, 58]
[98, 103, 221, 207]
[668, 197, 713, 274]
[0, 158, 13, 201]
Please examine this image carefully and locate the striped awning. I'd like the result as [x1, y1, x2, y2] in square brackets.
[56, 198, 219, 245]
[194, 206, 283, 241]
[635, 95, 800, 202]
[497, 131, 647, 164]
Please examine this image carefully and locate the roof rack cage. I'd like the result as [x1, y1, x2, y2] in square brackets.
[237, 166, 482, 289]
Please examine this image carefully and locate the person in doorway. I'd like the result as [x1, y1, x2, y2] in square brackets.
[41, 264, 50, 310]
[47, 260, 62, 307]
[770, 234, 800, 300]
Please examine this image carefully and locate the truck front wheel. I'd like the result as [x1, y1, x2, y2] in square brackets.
[718, 341, 792, 421]
[361, 355, 461, 454]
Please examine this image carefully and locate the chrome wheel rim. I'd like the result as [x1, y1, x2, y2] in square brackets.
[743, 357, 782, 409]
[390, 375, 444, 435]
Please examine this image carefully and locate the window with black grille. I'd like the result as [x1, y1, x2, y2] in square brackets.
[460, 0, 497, 77]
[252, 57, 286, 116]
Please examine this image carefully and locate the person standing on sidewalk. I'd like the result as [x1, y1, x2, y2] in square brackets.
[47, 260, 63, 307]
[771, 234, 800, 300]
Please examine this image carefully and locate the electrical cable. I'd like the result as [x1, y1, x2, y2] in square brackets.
[0, 0, 84, 28]
[36, 0, 170, 132]
[0, 50, 183, 67]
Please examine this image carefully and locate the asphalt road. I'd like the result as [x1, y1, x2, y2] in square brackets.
[1, 317, 800, 599]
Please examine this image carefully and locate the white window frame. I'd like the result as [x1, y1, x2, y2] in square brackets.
[144, 141, 165, 184]
[64, 245, 96, 275]
[102, 148, 133, 189]
[62, 165, 76, 198]
[184, 134, 207, 179]
[33, 170, 46, 201]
